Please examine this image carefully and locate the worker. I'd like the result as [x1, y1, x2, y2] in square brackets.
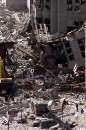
[75, 103, 78, 112]
[62, 99, 68, 111]
[0, 56, 4, 78]
[81, 108, 84, 114]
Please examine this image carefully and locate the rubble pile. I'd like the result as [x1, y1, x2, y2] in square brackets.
[0, 7, 30, 42]
[13, 40, 34, 89]
[0, 6, 84, 93]
[13, 38, 85, 96]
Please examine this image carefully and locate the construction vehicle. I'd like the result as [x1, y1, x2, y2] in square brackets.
[0, 42, 15, 100]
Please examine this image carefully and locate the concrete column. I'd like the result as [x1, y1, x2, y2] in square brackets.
[50, 0, 67, 34]
[50, 0, 58, 34]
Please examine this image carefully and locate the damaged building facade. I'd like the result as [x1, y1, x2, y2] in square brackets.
[33, 0, 85, 68]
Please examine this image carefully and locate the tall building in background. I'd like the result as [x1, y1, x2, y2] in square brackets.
[35, 0, 86, 34]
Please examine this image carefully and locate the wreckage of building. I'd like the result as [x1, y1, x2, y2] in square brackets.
[0, 1, 85, 130]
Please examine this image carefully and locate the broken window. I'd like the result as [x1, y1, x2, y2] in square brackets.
[64, 41, 74, 60]
[74, 5, 80, 11]
[45, 4, 50, 9]
[65, 41, 71, 48]
[36, 0, 42, 8]
[78, 37, 85, 45]
[67, 0, 73, 11]
[67, 26, 76, 32]
[44, 18, 50, 31]
[74, 21, 79, 26]
[78, 37, 85, 58]
[67, 0, 72, 4]
[44, 18, 50, 24]
[58, 44, 64, 51]
[74, 21, 83, 27]
[36, 18, 42, 23]
[46, 0, 50, 2]
[66, 48, 72, 54]
[47, 24, 50, 31]
[80, 45, 85, 51]
[75, 0, 80, 3]
[67, 5, 73, 11]
[69, 54, 74, 60]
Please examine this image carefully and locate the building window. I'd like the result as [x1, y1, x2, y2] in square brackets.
[46, 0, 50, 2]
[45, 5, 50, 9]
[44, 18, 50, 24]
[74, 5, 80, 11]
[81, 52, 85, 57]
[64, 41, 74, 61]
[74, 21, 79, 26]
[24, 5, 27, 10]
[67, 26, 76, 32]
[66, 48, 72, 54]
[67, 0, 72, 4]
[74, 21, 83, 27]
[67, 5, 73, 11]
[58, 44, 64, 51]
[65, 41, 71, 48]
[36, 0, 42, 9]
[78, 37, 85, 46]
[78, 37, 85, 58]
[46, 24, 50, 32]
[81, 0, 86, 4]
[67, 0, 73, 11]
[69, 54, 74, 60]
[36, 18, 42, 23]
[80, 45, 85, 51]
[75, 0, 80, 3]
